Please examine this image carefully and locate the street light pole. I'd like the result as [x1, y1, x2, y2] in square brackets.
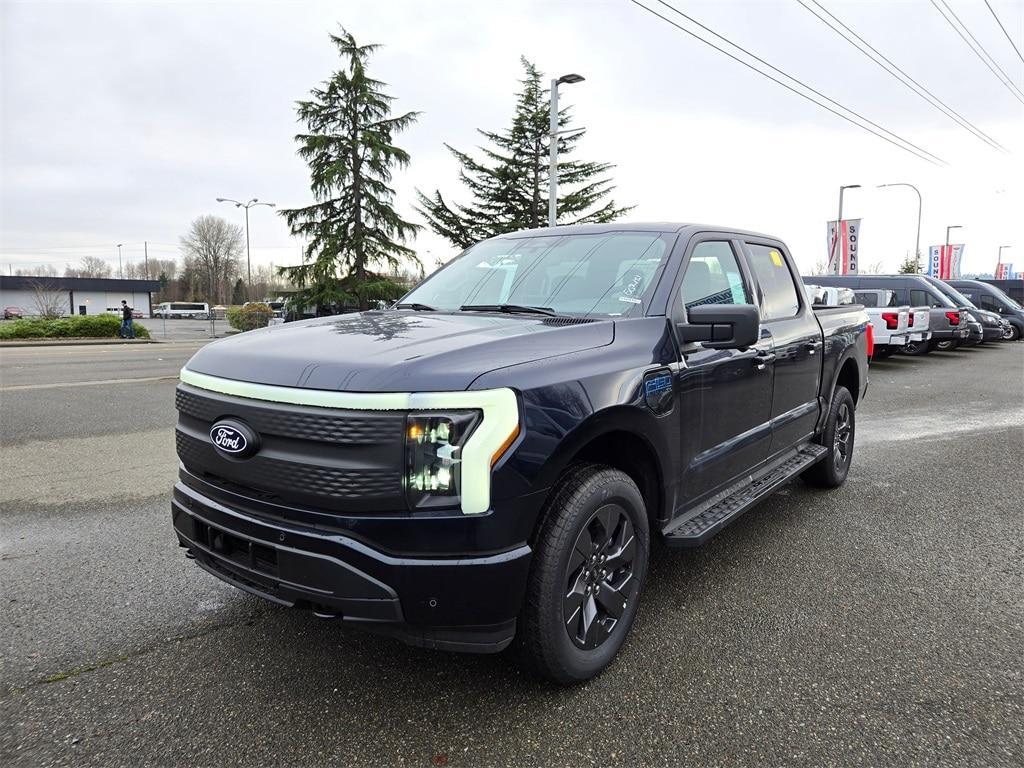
[830, 184, 861, 273]
[117, 243, 123, 279]
[945, 225, 962, 250]
[878, 183, 922, 269]
[548, 73, 585, 228]
[216, 197, 276, 298]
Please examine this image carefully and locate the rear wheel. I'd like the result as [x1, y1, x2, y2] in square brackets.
[803, 386, 855, 488]
[934, 339, 958, 351]
[901, 340, 931, 356]
[518, 464, 649, 684]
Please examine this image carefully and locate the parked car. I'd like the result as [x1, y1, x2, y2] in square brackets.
[807, 285, 912, 358]
[947, 279, 1024, 341]
[803, 274, 969, 355]
[919, 277, 1004, 346]
[3, 306, 24, 319]
[172, 224, 870, 683]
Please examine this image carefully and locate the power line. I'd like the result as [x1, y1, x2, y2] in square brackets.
[931, 0, 1024, 105]
[796, 0, 1006, 153]
[628, 0, 947, 166]
[984, 0, 1024, 65]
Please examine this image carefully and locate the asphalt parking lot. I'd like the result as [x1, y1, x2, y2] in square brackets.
[1, 340, 1022, 767]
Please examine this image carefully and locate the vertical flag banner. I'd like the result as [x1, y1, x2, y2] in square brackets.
[825, 219, 861, 274]
[995, 262, 1011, 279]
[928, 244, 965, 279]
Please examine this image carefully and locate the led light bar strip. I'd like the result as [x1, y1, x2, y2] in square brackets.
[179, 368, 519, 515]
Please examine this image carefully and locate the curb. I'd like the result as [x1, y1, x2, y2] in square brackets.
[0, 339, 159, 348]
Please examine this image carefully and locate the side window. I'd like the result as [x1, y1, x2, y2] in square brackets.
[979, 294, 999, 311]
[746, 243, 800, 320]
[910, 289, 934, 307]
[680, 241, 752, 312]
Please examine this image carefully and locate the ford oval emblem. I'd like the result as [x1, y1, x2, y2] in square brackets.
[209, 420, 259, 458]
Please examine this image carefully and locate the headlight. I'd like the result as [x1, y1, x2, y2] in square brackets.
[405, 411, 480, 509]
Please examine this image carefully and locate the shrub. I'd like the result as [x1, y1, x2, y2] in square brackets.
[0, 314, 150, 340]
[226, 302, 273, 331]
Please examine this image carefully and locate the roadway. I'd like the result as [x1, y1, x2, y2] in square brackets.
[0, 340, 1021, 766]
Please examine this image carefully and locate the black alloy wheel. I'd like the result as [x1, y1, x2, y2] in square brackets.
[518, 464, 649, 684]
[563, 505, 637, 650]
[832, 401, 853, 474]
[803, 385, 855, 488]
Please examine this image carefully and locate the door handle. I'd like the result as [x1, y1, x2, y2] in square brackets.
[754, 351, 775, 370]
[803, 341, 819, 355]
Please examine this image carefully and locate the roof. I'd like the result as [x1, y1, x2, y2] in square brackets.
[0, 276, 161, 292]
[495, 222, 782, 241]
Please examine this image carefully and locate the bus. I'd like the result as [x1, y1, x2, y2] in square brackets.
[153, 302, 209, 319]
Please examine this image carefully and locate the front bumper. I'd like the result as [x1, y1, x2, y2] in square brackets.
[172, 482, 532, 653]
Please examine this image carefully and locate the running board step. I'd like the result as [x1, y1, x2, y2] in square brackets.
[663, 444, 828, 548]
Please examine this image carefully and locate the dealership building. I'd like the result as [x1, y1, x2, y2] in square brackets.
[0, 276, 161, 317]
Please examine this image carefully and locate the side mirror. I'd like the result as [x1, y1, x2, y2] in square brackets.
[678, 304, 760, 349]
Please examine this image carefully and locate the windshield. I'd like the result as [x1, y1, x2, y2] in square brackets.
[401, 232, 673, 317]
[937, 282, 977, 309]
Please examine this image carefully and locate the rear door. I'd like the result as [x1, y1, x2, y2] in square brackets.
[673, 238, 773, 505]
[743, 241, 822, 457]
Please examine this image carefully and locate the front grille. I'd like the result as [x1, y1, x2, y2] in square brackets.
[174, 383, 406, 514]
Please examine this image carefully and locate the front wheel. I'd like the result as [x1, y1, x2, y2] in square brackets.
[1005, 324, 1021, 341]
[803, 386, 855, 488]
[518, 464, 649, 684]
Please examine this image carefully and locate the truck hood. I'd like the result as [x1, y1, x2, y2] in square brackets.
[183, 311, 615, 392]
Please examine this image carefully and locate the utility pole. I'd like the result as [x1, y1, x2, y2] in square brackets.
[144, 241, 149, 279]
[547, 73, 585, 228]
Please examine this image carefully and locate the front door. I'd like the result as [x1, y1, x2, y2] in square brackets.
[744, 241, 821, 456]
[674, 239, 774, 507]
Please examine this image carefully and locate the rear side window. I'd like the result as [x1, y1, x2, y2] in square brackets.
[910, 289, 945, 308]
[680, 241, 752, 312]
[746, 243, 800, 319]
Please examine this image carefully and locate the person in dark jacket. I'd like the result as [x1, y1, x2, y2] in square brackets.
[120, 300, 135, 339]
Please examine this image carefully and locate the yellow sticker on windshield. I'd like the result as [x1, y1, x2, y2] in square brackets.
[769, 250, 783, 267]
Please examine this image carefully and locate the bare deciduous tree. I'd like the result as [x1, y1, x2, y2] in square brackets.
[29, 279, 68, 318]
[65, 255, 112, 278]
[179, 215, 243, 304]
[15, 264, 58, 277]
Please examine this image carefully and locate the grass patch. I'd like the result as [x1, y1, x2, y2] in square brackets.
[0, 315, 150, 340]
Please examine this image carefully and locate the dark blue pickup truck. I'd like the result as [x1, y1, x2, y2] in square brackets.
[172, 223, 869, 682]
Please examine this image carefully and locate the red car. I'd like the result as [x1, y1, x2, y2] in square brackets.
[3, 306, 24, 319]
[132, 310, 144, 319]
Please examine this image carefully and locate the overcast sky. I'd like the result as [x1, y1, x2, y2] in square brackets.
[1, 0, 1022, 279]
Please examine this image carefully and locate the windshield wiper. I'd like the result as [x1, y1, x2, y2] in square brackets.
[394, 302, 437, 311]
[459, 303, 558, 317]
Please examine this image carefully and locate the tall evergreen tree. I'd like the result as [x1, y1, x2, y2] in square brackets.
[416, 58, 632, 249]
[279, 27, 420, 311]
[899, 251, 922, 274]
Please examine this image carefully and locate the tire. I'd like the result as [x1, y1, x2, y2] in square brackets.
[934, 339, 958, 351]
[803, 386, 855, 488]
[518, 463, 649, 684]
[872, 347, 893, 360]
[1006, 324, 1021, 341]
[900, 340, 930, 356]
